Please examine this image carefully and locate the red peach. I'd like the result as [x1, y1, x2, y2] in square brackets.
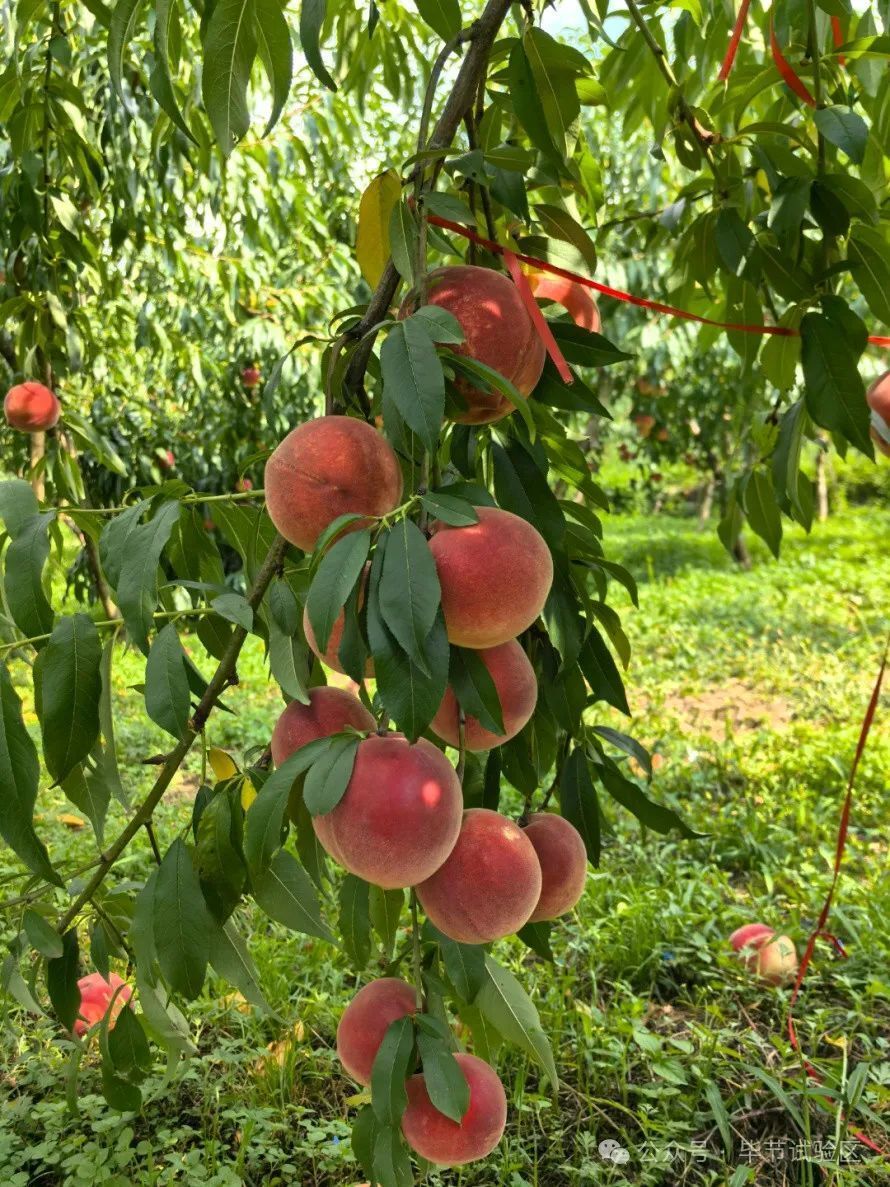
[530, 274, 600, 332]
[336, 978, 417, 1086]
[428, 507, 553, 649]
[410, 265, 545, 425]
[729, 923, 775, 954]
[242, 366, 261, 389]
[756, 935, 798, 984]
[867, 371, 890, 422]
[430, 640, 537, 751]
[416, 808, 542, 943]
[270, 686, 375, 767]
[264, 416, 403, 552]
[522, 813, 588, 922]
[73, 972, 133, 1036]
[402, 1052, 507, 1166]
[312, 734, 463, 889]
[4, 382, 61, 432]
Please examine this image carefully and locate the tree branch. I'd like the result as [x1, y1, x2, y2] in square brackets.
[57, 533, 289, 932]
[343, 0, 513, 399]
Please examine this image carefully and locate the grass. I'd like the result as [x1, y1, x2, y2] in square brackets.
[2, 504, 889, 1186]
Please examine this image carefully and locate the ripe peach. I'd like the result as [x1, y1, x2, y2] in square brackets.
[522, 813, 587, 922]
[312, 734, 463, 889]
[867, 371, 890, 421]
[428, 507, 553, 649]
[264, 416, 403, 552]
[634, 414, 655, 438]
[729, 922, 775, 956]
[336, 978, 417, 1085]
[430, 640, 537, 751]
[756, 935, 798, 984]
[4, 382, 61, 432]
[402, 1052, 507, 1166]
[159, 449, 175, 470]
[270, 686, 375, 767]
[416, 808, 542, 943]
[242, 365, 261, 389]
[412, 265, 545, 425]
[530, 274, 600, 332]
[73, 972, 133, 1036]
[872, 427, 890, 458]
[303, 564, 373, 677]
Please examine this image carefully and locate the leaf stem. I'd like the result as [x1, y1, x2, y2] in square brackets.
[410, 889, 425, 1011]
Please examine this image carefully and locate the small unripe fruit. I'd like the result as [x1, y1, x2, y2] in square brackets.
[416, 808, 542, 943]
[242, 365, 261, 389]
[313, 734, 463, 889]
[336, 978, 417, 1085]
[429, 507, 553, 649]
[264, 416, 403, 552]
[157, 449, 175, 470]
[4, 382, 61, 432]
[402, 1052, 507, 1166]
[430, 640, 537, 751]
[405, 265, 545, 425]
[522, 812, 587, 922]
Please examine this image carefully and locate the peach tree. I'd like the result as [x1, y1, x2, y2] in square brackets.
[2, 0, 890, 1181]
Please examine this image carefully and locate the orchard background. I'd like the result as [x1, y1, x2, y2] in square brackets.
[1, 0, 890, 1183]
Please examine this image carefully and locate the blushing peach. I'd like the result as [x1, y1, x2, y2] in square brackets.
[270, 686, 375, 767]
[336, 978, 417, 1086]
[523, 813, 587, 922]
[430, 640, 537, 751]
[756, 935, 798, 984]
[402, 1052, 507, 1166]
[73, 972, 133, 1036]
[411, 265, 546, 425]
[428, 507, 553, 649]
[729, 923, 775, 955]
[312, 734, 463, 889]
[264, 416, 402, 552]
[416, 808, 542, 944]
[4, 382, 61, 432]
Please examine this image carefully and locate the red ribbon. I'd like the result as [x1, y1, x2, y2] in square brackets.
[786, 642, 888, 1157]
[502, 248, 573, 383]
[770, 14, 817, 106]
[832, 16, 846, 65]
[718, 0, 752, 82]
[425, 213, 890, 349]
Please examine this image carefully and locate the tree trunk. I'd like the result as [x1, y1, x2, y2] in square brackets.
[697, 475, 716, 529]
[732, 534, 752, 570]
[816, 448, 829, 522]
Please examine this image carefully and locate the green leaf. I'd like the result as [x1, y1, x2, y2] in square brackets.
[299, 0, 336, 91]
[448, 647, 505, 736]
[115, 501, 180, 653]
[715, 208, 759, 280]
[800, 311, 871, 455]
[476, 955, 557, 1088]
[4, 511, 54, 642]
[0, 479, 39, 539]
[414, 0, 460, 39]
[534, 204, 597, 272]
[378, 520, 442, 670]
[523, 27, 579, 161]
[252, 848, 334, 942]
[772, 398, 811, 520]
[244, 737, 334, 878]
[435, 929, 486, 1002]
[60, 761, 111, 846]
[202, 0, 258, 152]
[418, 491, 478, 527]
[23, 908, 63, 959]
[415, 1029, 469, 1123]
[39, 615, 103, 784]
[369, 886, 403, 957]
[303, 734, 360, 815]
[578, 627, 630, 715]
[47, 930, 80, 1031]
[339, 872, 372, 968]
[98, 638, 128, 807]
[372, 1124, 414, 1187]
[559, 747, 600, 865]
[381, 320, 446, 455]
[595, 760, 701, 838]
[306, 529, 370, 653]
[153, 838, 214, 999]
[388, 199, 417, 285]
[371, 1015, 415, 1125]
[268, 623, 310, 702]
[107, 1004, 152, 1082]
[108, 0, 145, 97]
[507, 40, 560, 163]
[208, 919, 272, 1011]
[517, 919, 555, 962]
[813, 105, 868, 164]
[211, 592, 254, 632]
[743, 469, 782, 559]
[254, 0, 293, 135]
[591, 726, 652, 778]
[548, 322, 632, 367]
[196, 789, 247, 922]
[848, 224, 890, 328]
[144, 623, 191, 739]
[491, 438, 565, 549]
[0, 664, 60, 884]
[767, 176, 811, 238]
[2, 953, 44, 1015]
[150, 0, 197, 142]
[761, 308, 803, 391]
